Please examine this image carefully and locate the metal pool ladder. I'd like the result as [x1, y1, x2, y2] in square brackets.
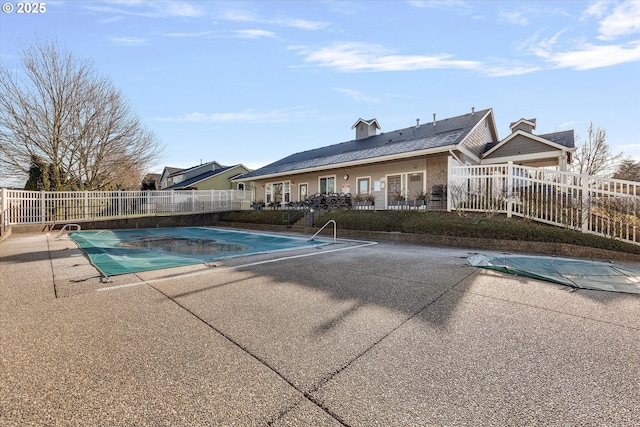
[57, 223, 81, 237]
[309, 219, 336, 243]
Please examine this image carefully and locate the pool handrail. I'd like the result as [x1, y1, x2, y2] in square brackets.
[309, 219, 336, 243]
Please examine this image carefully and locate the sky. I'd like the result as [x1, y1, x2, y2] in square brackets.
[1, 0, 639, 185]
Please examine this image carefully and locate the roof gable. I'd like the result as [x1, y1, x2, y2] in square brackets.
[483, 129, 575, 159]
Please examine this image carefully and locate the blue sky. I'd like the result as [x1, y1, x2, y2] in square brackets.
[1, 0, 639, 178]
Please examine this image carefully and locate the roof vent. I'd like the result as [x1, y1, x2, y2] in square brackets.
[351, 118, 381, 140]
[416, 118, 420, 128]
[432, 113, 436, 126]
[471, 107, 475, 115]
[509, 118, 536, 134]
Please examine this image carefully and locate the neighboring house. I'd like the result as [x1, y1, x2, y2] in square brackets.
[159, 166, 182, 190]
[141, 173, 161, 190]
[162, 161, 251, 191]
[234, 108, 575, 209]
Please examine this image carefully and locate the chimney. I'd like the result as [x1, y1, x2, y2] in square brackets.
[432, 113, 436, 126]
[416, 118, 420, 128]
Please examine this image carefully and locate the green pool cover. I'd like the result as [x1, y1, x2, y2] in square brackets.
[70, 227, 327, 276]
[468, 254, 640, 294]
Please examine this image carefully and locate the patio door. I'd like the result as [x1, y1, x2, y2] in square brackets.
[299, 184, 308, 201]
[407, 172, 424, 200]
[387, 175, 402, 203]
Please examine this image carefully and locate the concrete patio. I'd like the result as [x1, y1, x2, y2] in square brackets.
[1, 230, 639, 426]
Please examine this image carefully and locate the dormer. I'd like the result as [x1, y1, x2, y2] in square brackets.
[509, 118, 536, 134]
[351, 118, 380, 140]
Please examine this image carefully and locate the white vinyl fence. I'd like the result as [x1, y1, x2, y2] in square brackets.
[448, 158, 640, 245]
[0, 188, 252, 226]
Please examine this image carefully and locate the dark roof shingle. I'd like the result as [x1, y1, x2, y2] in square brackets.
[241, 109, 491, 179]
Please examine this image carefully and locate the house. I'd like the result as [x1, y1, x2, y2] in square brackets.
[159, 166, 182, 189]
[234, 108, 575, 209]
[161, 161, 251, 191]
[141, 173, 161, 190]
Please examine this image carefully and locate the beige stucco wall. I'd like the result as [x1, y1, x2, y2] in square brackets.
[244, 155, 455, 207]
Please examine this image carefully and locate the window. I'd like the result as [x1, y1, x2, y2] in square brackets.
[237, 182, 245, 191]
[319, 176, 336, 194]
[299, 183, 308, 200]
[357, 177, 370, 194]
[266, 181, 291, 205]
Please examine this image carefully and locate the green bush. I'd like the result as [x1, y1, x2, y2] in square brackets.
[220, 209, 640, 255]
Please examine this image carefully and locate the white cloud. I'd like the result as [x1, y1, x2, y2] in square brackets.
[406, 0, 470, 11]
[547, 41, 640, 70]
[333, 88, 380, 103]
[86, 1, 205, 19]
[499, 10, 529, 26]
[153, 108, 316, 123]
[297, 42, 480, 72]
[596, 0, 640, 40]
[162, 2, 204, 18]
[221, 8, 329, 31]
[165, 31, 213, 38]
[482, 63, 542, 77]
[222, 9, 257, 23]
[277, 18, 330, 31]
[109, 37, 148, 46]
[234, 29, 276, 39]
[582, 0, 609, 19]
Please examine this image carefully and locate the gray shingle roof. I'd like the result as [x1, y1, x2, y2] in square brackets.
[240, 109, 492, 179]
[164, 165, 236, 189]
[538, 130, 575, 148]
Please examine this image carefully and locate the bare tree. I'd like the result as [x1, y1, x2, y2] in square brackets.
[571, 122, 622, 177]
[0, 38, 163, 190]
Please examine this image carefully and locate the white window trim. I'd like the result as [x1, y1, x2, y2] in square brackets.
[356, 176, 372, 195]
[318, 175, 337, 194]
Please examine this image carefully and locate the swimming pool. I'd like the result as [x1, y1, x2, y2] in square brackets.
[70, 227, 328, 276]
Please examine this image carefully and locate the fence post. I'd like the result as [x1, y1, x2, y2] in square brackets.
[40, 191, 46, 224]
[1, 187, 6, 228]
[506, 162, 513, 218]
[581, 173, 589, 233]
[84, 191, 89, 220]
[1, 187, 6, 215]
[446, 157, 453, 211]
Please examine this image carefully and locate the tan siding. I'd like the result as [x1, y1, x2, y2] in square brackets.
[462, 117, 494, 158]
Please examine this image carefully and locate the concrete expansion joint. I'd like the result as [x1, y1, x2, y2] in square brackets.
[148, 281, 350, 426]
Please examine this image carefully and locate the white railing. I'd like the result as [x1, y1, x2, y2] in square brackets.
[0, 188, 253, 226]
[448, 158, 640, 245]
